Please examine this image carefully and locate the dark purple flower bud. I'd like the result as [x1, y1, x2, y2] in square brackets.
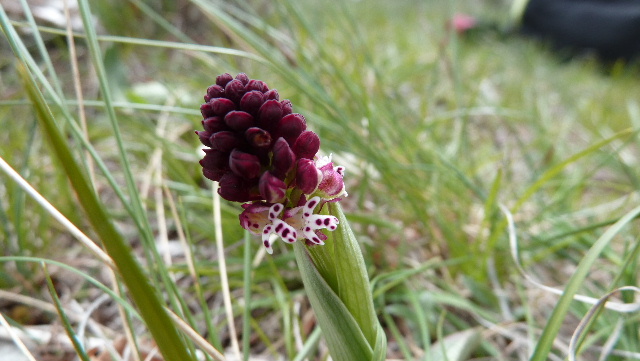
[202, 116, 227, 133]
[245, 127, 272, 148]
[200, 103, 215, 118]
[235, 73, 250, 85]
[292, 131, 320, 159]
[205, 98, 235, 116]
[218, 173, 259, 202]
[229, 149, 262, 179]
[216, 73, 234, 87]
[240, 91, 265, 115]
[245, 79, 268, 92]
[259, 171, 287, 203]
[203, 168, 226, 182]
[258, 100, 283, 129]
[264, 89, 279, 100]
[195, 130, 213, 147]
[296, 158, 322, 194]
[225, 79, 247, 103]
[211, 131, 244, 153]
[200, 149, 229, 181]
[224, 111, 255, 132]
[281, 99, 293, 116]
[278, 113, 307, 145]
[272, 137, 295, 178]
[205, 84, 225, 101]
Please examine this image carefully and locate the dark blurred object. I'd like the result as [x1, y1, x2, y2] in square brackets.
[520, 0, 640, 61]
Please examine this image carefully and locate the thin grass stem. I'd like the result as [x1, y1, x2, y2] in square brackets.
[212, 183, 241, 359]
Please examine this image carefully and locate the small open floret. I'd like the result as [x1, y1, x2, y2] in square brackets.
[240, 197, 339, 254]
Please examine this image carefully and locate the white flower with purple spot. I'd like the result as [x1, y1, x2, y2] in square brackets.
[239, 196, 339, 254]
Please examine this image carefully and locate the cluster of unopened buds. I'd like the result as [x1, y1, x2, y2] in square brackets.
[196, 73, 347, 254]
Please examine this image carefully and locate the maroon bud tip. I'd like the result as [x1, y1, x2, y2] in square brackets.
[245, 79, 269, 92]
[229, 149, 262, 179]
[272, 137, 295, 178]
[224, 111, 255, 132]
[296, 158, 322, 194]
[195, 130, 213, 147]
[202, 116, 227, 133]
[206, 84, 225, 100]
[235, 73, 250, 85]
[278, 113, 307, 145]
[281, 99, 293, 116]
[245, 127, 272, 148]
[200, 149, 229, 172]
[211, 131, 244, 153]
[258, 100, 283, 130]
[259, 171, 287, 203]
[209, 98, 236, 116]
[292, 131, 320, 159]
[216, 73, 233, 87]
[225, 79, 247, 103]
[202, 168, 225, 182]
[218, 173, 260, 202]
[240, 91, 265, 115]
[200, 103, 215, 118]
[264, 89, 279, 100]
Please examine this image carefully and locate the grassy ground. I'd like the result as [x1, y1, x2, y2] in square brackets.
[1, 0, 640, 360]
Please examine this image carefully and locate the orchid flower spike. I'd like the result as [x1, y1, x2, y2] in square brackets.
[198, 73, 346, 253]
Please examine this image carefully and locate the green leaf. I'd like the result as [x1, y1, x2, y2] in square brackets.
[294, 242, 373, 361]
[297, 202, 387, 360]
[330, 202, 380, 344]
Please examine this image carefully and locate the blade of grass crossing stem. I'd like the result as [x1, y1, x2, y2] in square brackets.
[18, 65, 194, 361]
[43, 263, 92, 361]
[293, 242, 373, 361]
[243, 229, 252, 361]
[178, 200, 222, 351]
[75, 0, 160, 266]
[212, 185, 242, 360]
[529, 205, 640, 361]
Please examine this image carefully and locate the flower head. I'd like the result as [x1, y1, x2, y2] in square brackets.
[198, 73, 347, 253]
[197, 73, 321, 203]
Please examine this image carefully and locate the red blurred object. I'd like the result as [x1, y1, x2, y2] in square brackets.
[451, 13, 477, 34]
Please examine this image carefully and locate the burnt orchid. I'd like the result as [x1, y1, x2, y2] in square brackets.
[196, 73, 386, 360]
[197, 73, 346, 253]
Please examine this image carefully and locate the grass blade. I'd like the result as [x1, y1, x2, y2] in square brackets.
[529, 205, 640, 360]
[43, 262, 92, 361]
[18, 64, 194, 361]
